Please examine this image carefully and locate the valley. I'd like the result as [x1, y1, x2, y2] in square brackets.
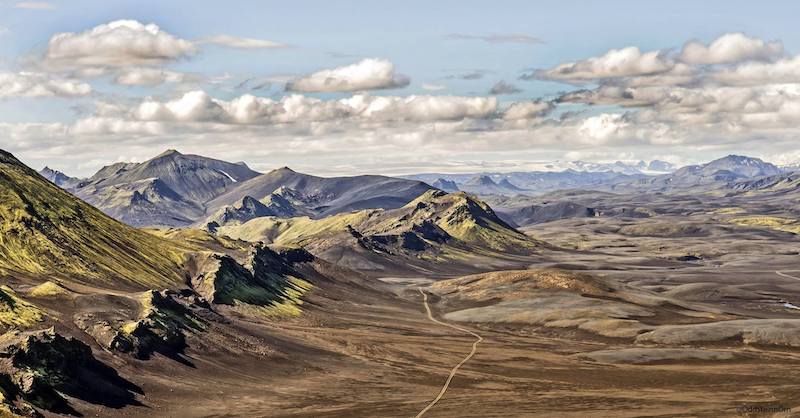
[2, 149, 800, 417]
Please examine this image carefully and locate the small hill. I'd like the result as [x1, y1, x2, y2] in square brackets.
[0, 149, 186, 289]
[427, 269, 705, 339]
[497, 201, 597, 227]
[214, 190, 541, 274]
[203, 187, 310, 230]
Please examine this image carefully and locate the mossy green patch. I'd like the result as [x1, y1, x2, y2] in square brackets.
[728, 216, 800, 234]
[0, 286, 45, 329]
[716, 207, 746, 215]
[233, 276, 312, 318]
[27, 281, 71, 298]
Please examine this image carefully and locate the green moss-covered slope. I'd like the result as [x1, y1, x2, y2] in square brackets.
[0, 150, 186, 289]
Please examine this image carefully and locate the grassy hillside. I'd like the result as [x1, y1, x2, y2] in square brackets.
[0, 150, 187, 289]
[216, 190, 539, 255]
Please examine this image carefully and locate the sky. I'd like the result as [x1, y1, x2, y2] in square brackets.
[2, 0, 800, 176]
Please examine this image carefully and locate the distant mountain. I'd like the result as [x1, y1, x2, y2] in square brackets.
[459, 175, 529, 195]
[76, 178, 206, 227]
[85, 149, 260, 203]
[407, 170, 642, 197]
[0, 149, 185, 288]
[646, 160, 675, 173]
[71, 150, 259, 228]
[701, 155, 780, 178]
[431, 178, 460, 192]
[206, 166, 434, 219]
[39, 166, 83, 189]
[205, 188, 310, 230]
[60, 150, 433, 228]
[732, 172, 800, 192]
[498, 178, 524, 191]
[614, 155, 782, 193]
[513, 159, 676, 175]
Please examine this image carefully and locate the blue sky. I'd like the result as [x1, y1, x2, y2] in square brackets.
[2, 1, 800, 175]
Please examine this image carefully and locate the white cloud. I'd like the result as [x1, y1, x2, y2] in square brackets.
[131, 90, 500, 124]
[679, 33, 783, 65]
[345, 94, 498, 121]
[535, 46, 674, 82]
[70, 117, 165, 136]
[43, 20, 195, 69]
[502, 101, 554, 120]
[114, 68, 195, 86]
[0, 72, 91, 98]
[14, 2, 54, 9]
[197, 34, 286, 49]
[713, 55, 800, 86]
[286, 58, 410, 92]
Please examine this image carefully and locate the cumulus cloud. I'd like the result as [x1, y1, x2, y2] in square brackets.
[502, 101, 554, 120]
[130, 90, 500, 124]
[445, 33, 543, 45]
[679, 32, 783, 65]
[11, 29, 800, 177]
[489, 81, 522, 95]
[286, 58, 410, 93]
[0, 72, 91, 98]
[713, 55, 800, 86]
[43, 20, 195, 69]
[196, 34, 286, 49]
[535, 47, 674, 82]
[70, 117, 165, 136]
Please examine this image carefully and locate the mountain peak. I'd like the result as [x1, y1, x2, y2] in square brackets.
[432, 178, 459, 192]
[498, 178, 524, 191]
[155, 149, 182, 158]
[469, 175, 498, 186]
[270, 166, 296, 175]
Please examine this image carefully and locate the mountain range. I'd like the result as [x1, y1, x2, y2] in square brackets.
[610, 155, 784, 194]
[44, 150, 433, 228]
[38, 152, 800, 230]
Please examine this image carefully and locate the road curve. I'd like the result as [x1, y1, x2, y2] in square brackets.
[776, 271, 800, 282]
[415, 288, 483, 418]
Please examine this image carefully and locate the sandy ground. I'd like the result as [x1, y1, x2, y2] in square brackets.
[35, 212, 800, 417]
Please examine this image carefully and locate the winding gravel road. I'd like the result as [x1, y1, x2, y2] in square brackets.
[415, 288, 483, 418]
[776, 270, 800, 282]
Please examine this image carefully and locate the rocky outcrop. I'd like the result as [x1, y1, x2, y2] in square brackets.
[189, 244, 315, 306]
[0, 328, 140, 415]
[75, 290, 203, 360]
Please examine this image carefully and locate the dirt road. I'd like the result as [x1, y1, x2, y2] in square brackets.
[415, 288, 483, 418]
